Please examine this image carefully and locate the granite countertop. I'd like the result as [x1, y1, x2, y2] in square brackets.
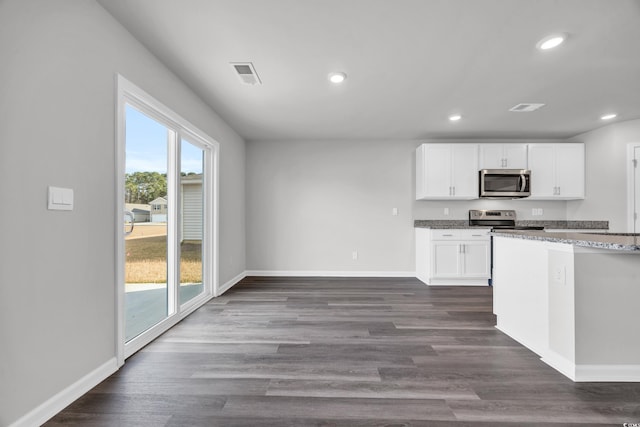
[414, 220, 609, 230]
[414, 220, 477, 229]
[491, 230, 640, 251]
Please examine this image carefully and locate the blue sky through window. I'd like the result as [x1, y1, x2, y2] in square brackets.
[126, 105, 203, 175]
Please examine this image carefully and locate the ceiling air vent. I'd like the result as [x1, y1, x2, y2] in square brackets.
[509, 103, 545, 112]
[230, 62, 262, 85]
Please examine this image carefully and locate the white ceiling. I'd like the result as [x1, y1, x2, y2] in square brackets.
[98, 0, 640, 141]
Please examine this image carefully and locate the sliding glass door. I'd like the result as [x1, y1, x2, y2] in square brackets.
[124, 106, 172, 341]
[179, 138, 205, 306]
[117, 76, 218, 361]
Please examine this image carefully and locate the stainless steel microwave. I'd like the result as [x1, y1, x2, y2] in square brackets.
[479, 169, 531, 198]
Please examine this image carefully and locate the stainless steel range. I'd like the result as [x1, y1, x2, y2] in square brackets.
[469, 210, 544, 285]
[469, 209, 544, 230]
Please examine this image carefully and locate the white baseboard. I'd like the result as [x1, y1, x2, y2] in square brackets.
[542, 351, 577, 381]
[426, 280, 490, 286]
[216, 270, 248, 296]
[245, 270, 416, 278]
[494, 324, 546, 358]
[574, 364, 640, 382]
[543, 352, 640, 382]
[10, 357, 118, 427]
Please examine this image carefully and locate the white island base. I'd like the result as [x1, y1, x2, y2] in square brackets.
[493, 235, 640, 382]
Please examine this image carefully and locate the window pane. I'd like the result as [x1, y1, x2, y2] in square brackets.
[124, 104, 169, 341]
[179, 139, 204, 305]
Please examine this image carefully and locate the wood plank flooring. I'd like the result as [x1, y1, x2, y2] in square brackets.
[47, 277, 640, 426]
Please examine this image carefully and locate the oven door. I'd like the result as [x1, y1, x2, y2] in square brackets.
[480, 169, 530, 198]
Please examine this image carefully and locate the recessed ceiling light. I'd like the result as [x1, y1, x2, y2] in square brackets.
[600, 113, 617, 120]
[449, 114, 462, 122]
[536, 33, 567, 50]
[328, 72, 347, 84]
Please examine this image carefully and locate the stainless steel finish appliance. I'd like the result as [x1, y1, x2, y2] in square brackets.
[469, 210, 544, 285]
[479, 169, 531, 199]
[469, 209, 544, 230]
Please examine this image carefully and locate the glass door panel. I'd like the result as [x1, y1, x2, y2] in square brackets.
[124, 105, 170, 342]
[635, 146, 640, 233]
[179, 139, 205, 305]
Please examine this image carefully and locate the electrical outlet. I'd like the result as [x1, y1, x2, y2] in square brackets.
[553, 266, 565, 284]
[352, 251, 358, 260]
[444, 208, 449, 216]
[538, 208, 544, 216]
[392, 207, 398, 216]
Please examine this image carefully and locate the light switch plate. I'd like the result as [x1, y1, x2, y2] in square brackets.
[48, 186, 74, 211]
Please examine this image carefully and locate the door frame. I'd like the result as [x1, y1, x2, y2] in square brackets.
[115, 75, 219, 366]
[627, 143, 640, 233]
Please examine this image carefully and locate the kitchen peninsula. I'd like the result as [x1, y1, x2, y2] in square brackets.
[492, 230, 640, 382]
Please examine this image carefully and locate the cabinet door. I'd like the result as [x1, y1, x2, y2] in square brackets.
[554, 144, 585, 199]
[431, 242, 460, 278]
[461, 242, 490, 278]
[528, 144, 556, 198]
[421, 144, 452, 199]
[479, 144, 527, 169]
[451, 144, 478, 199]
[503, 144, 528, 169]
[479, 144, 505, 169]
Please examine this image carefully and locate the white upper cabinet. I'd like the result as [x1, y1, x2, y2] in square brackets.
[479, 144, 528, 169]
[528, 143, 585, 200]
[416, 144, 479, 200]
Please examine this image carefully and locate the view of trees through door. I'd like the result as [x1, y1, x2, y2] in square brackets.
[123, 105, 207, 343]
[124, 105, 170, 341]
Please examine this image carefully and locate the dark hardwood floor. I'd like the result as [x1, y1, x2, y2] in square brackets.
[47, 277, 640, 426]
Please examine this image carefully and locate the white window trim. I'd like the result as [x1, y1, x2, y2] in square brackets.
[628, 143, 640, 233]
[115, 74, 219, 366]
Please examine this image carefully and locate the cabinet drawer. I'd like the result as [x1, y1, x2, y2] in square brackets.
[459, 229, 491, 240]
[430, 229, 490, 240]
[430, 230, 461, 240]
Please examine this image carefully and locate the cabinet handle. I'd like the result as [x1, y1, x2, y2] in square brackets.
[557, 186, 561, 195]
[461, 244, 465, 254]
[442, 234, 454, 237]
[452, 186, 455, 196]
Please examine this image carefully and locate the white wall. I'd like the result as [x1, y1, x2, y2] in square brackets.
[567, 118, 640, 232]
[0, 1, 245, 425]
[246, 139, 566, 273]
[246, 139, 416, 273]
[413, 198, 567, 221]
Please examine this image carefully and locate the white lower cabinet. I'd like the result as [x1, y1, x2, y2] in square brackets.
[461, 241, 492, 277]
[416, 228, 491, 286]
[432, 242, 461, 277]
